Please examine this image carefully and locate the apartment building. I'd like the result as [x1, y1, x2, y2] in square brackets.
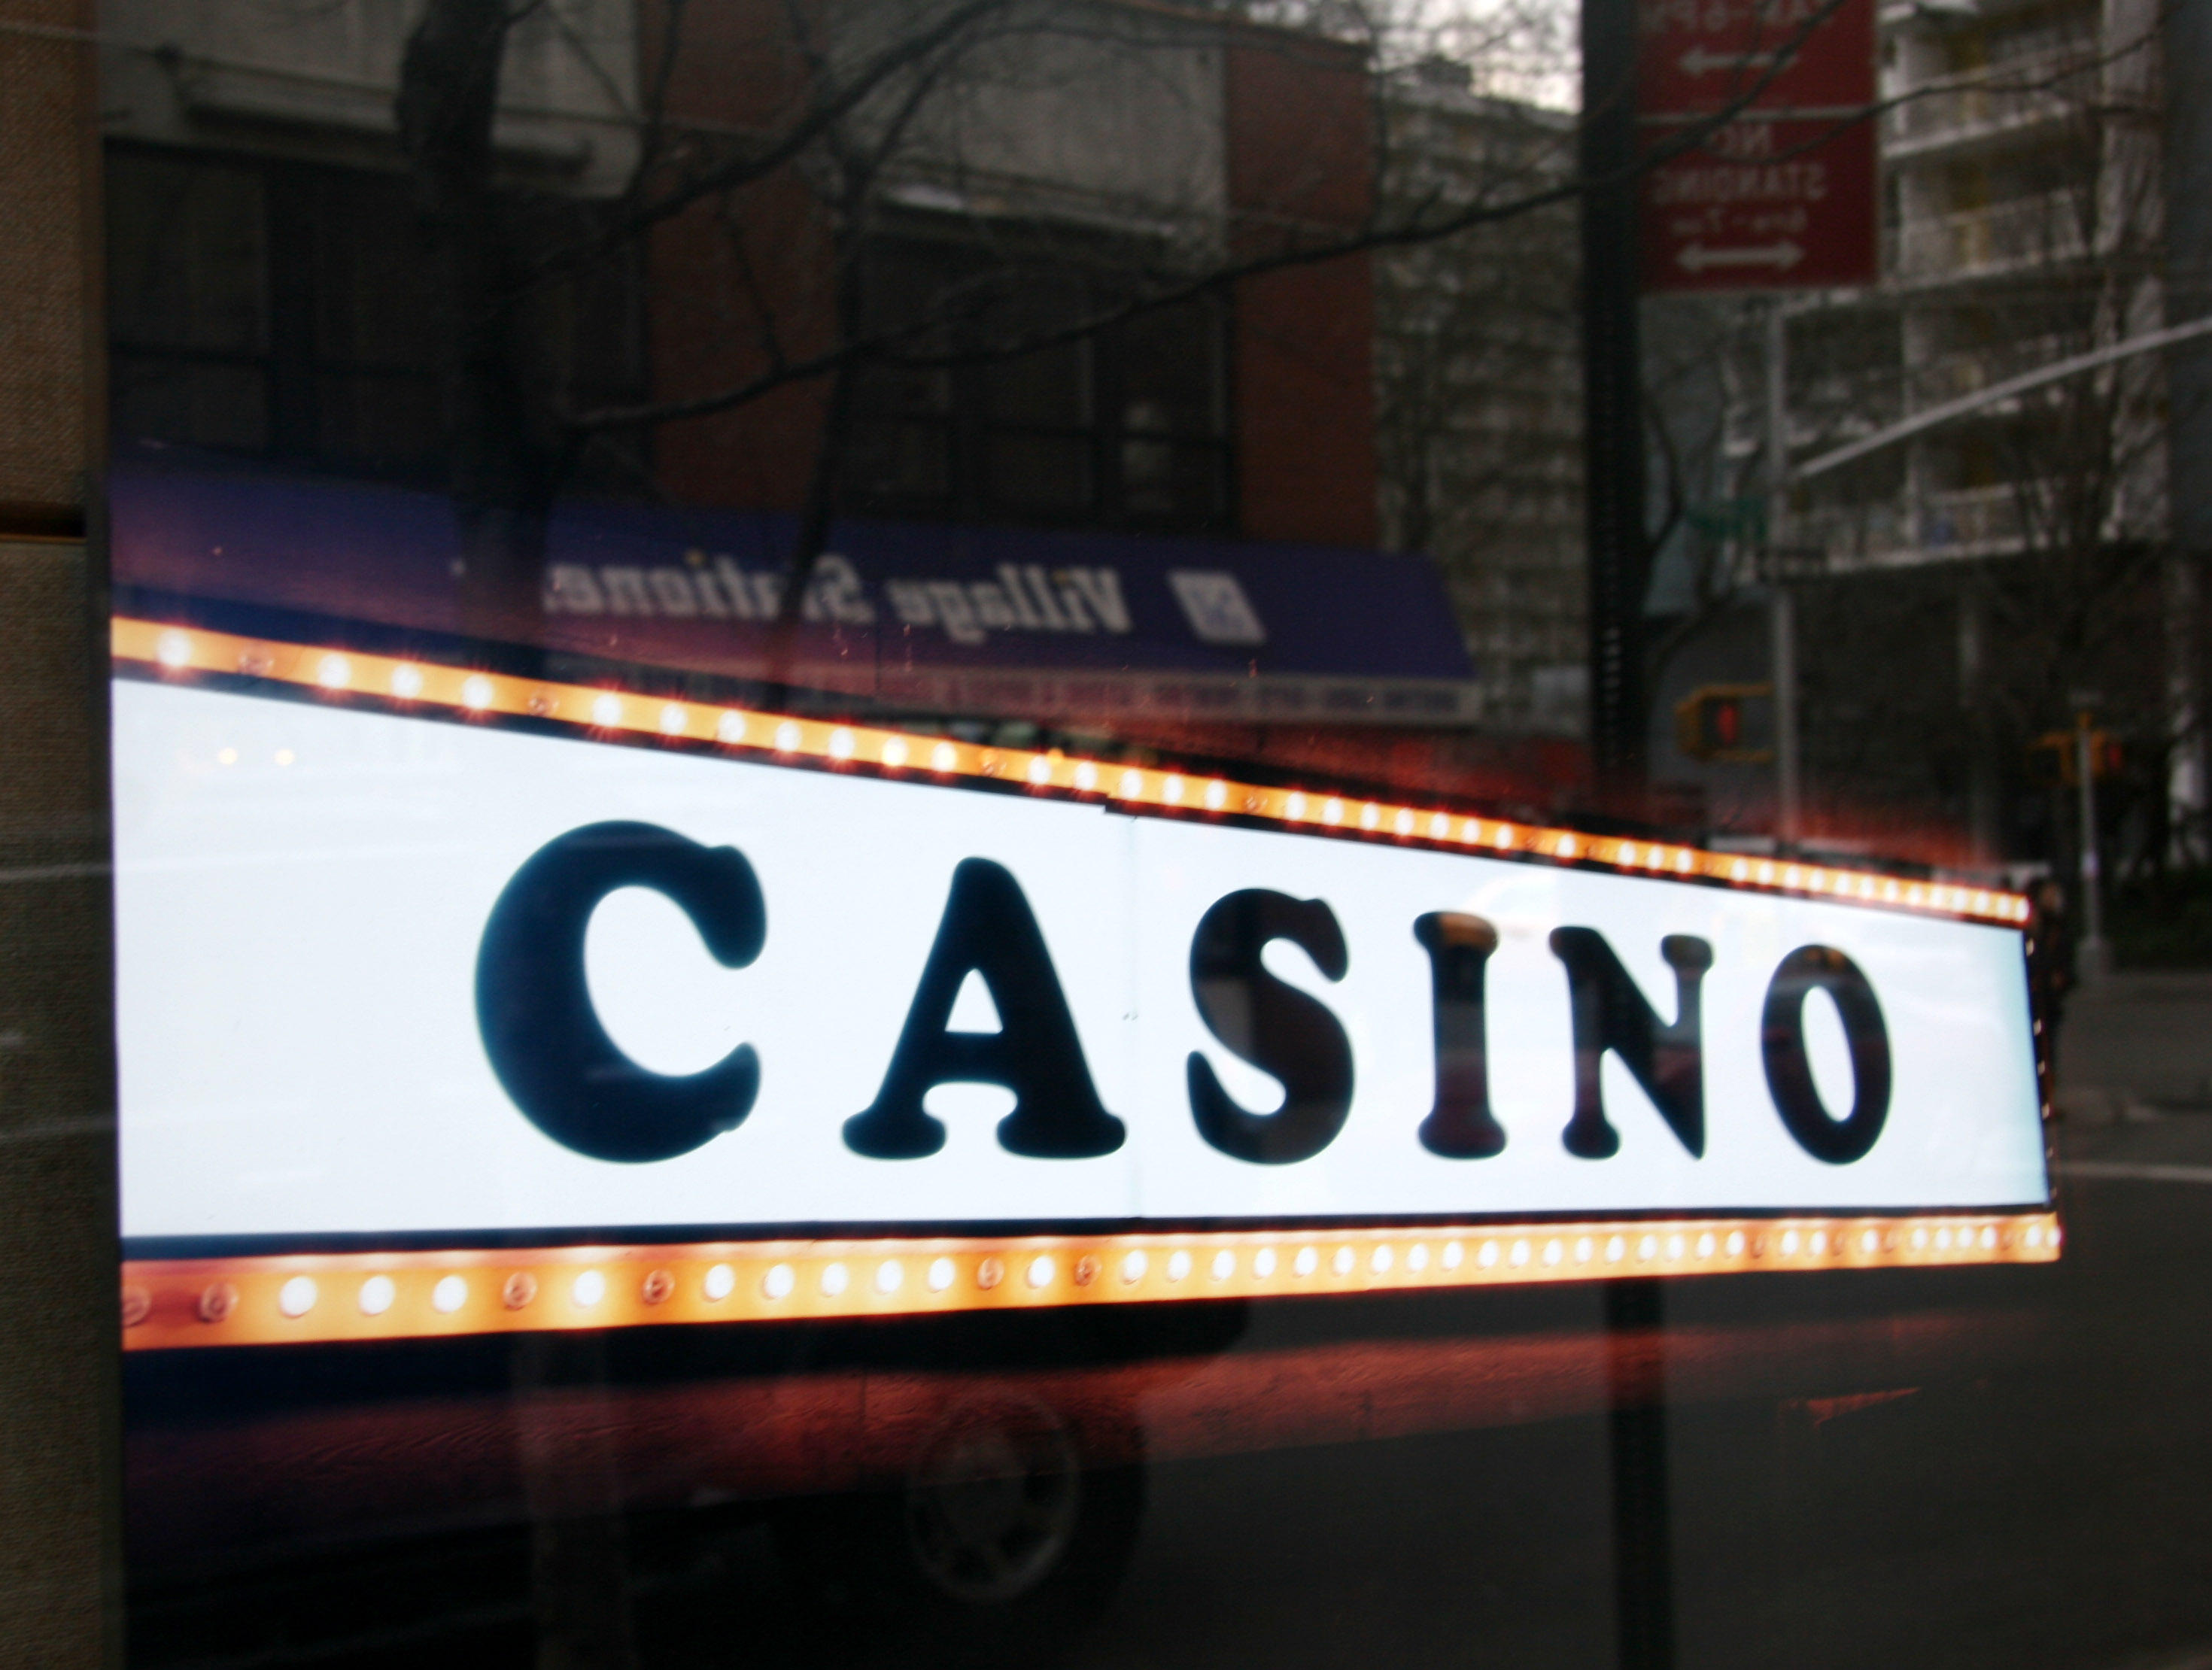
[1661, 0, 2195, 865]
[1373, 59, 1588, 739]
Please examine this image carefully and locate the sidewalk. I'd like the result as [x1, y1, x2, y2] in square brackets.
[2056, 970, 2212, 1122]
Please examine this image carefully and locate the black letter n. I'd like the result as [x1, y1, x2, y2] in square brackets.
[1548, 929, 1712, 1160]
[844, 859, 1126, 1161]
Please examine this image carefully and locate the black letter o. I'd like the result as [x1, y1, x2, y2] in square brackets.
[1761, 946, 1890, 1164]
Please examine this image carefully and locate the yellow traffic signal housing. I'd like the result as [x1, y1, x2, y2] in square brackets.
[1675, 684, 1776, 764]
[2030, 729, 2122, 788]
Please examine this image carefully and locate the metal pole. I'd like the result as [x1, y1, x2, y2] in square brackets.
[1766, 302, 1800, 849]
[1581, 0, 1649, 812]
[2076, 712, 2112, 979]
[1579, 8, 1673, 1659]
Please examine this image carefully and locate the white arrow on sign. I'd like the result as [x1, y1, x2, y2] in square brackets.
[1676, 240, 1805, 272]
[1679, 45, 1779, 76]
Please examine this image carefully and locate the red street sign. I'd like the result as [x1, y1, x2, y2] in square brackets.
[1639, 117, 1878, 291]
[1639, 0, 1876, 117]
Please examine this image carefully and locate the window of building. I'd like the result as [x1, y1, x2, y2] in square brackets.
[105, 144, 642, 487]
[844, 232, 1230, 534]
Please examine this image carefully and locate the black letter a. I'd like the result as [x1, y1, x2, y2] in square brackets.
[844, 859, 1126, 1160]
[1548, 929, 1712, 1160]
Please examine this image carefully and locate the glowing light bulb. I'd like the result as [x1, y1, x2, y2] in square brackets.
[1542, 1240, 1563, 1267]
[660, 703, 689, 735]
[1358, 803, 1378, 830]
[758, 1264, 791, 1300]
[1695, 1233, 1715, 1259]
[703, 1263, 737, 1300]
[776, 721, 803, 753]
[931, 741, 957, 772]
[928, 1257, 956, 1292]
[1323, 797, 1345, 824]
[874, 1259, 904, 1295]
[883, 736, 909, 767]
[571, 1270, 606, 1307]
[1026, 754, 1050, 784]
[316, 654, 352, 690]
[1619, 843, 1639, 867]
[1205, 779, 1228, 809]
[1294, 1246, 1319, 1277]
[1478, 1241, 1499, 1268]
[391, 663, 424, 699]
[1606, 1237, 1626, 1263]
[1782, 1229, 1802, 1255]
[460, 676, 494, 711]
[1809, 1231, 1829, 1256]
[1286, 792, 1307, 820]
[1120, 770, 1144, 800]
[1395, 809, 1416, 837]
[1163, 775, 1185, 803]
[1121, 1249, 1149, 1284]
[1557, 835, 1578, 859]
[1254, 1246, 1278, 1277]
[820, 1262, 849, 1297]
[1407, 1243, 1429, 1273]
[1638, 1235, 1658, 1262]
[1332, 1246, 1356, 1276]
[829, 727, 855, 759]
[1726, 1230, 1746, 1257]
[1371, 1243, 1394, 1274]
[432, 1275, 468, 1313]
[1211, 1249, 1236, 1280]
[1510, 1240, 1531, 1267]
[278, 1276, 317, 1317]
[1463, 818, 1482, 843]
[718, 712, 748, 745]
[1074, 761, 1098, 791]
[592, 694, 624, 727]
[156, 630, 193, 669]
[358, 1275, 396, 1316]
[1575, 1237, 1594, 1264]
[1168, 1249, 1192, 1281]
[1442, 1241, 1464, 1270]
[1495, 824, 1515, 850]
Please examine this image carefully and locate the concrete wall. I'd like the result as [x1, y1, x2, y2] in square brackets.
[0, 2, 117, 1664]
[100, 0, 639, 194]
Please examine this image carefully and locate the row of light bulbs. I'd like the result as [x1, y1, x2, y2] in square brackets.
[130, 620, 2034, 926]
[131, 1215, 2060, 1348]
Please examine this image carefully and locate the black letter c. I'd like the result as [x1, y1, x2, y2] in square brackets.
[476, 821, 766, 1163]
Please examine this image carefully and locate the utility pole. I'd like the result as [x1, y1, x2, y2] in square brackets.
[1765, 301, 1801, 849]
[2075, 706, 2113, 979]
[1582, 0, 1649, 813]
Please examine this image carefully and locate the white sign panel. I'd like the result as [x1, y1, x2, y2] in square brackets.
[112, 679, 2048, 1246]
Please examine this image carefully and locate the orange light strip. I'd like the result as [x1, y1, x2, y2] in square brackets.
[120, 1212, 2060, 1350]
[111, 616, 2035, 925]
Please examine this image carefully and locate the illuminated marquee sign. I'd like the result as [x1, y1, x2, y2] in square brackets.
[109, 620, 2056, 1350]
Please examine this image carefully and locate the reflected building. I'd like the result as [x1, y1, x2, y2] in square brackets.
[1652, 0, 2195, 870]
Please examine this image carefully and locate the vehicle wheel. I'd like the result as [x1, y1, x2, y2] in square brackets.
[773, 1395, 1143, 1667]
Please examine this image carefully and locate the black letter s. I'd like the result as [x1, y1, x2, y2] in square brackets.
[1187, 890, 1354, 1164]
[476, 821, 765, 1163]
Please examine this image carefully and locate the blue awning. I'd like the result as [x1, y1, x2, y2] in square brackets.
[111, 451, 1478, 726]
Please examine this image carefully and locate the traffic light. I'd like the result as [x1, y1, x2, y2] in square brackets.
[2029, 728, 2122, 788]
[1674, 684, 1776, 764]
